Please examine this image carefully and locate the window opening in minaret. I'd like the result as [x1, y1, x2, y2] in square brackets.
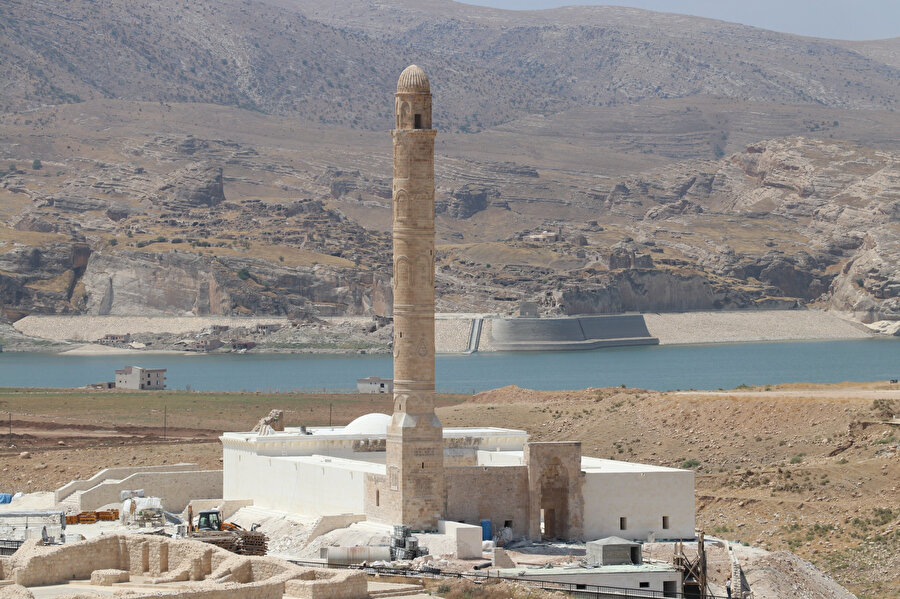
[414, 114, 422, 129]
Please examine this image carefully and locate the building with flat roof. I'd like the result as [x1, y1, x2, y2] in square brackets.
[221, 413, 694, 542]
[115, 366, 166, 390]
[356, 376, 393, 393]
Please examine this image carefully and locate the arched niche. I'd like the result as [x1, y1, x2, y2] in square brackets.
[395, 256, 412, 290]
[399, 101, 411, 129]
[394, 189, 409, 221]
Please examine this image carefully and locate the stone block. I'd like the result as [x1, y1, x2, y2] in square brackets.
[90, 569, 130, 586]
[491, 548, 516, 569]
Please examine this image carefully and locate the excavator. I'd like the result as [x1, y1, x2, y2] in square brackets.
[186, 506, 267, 555]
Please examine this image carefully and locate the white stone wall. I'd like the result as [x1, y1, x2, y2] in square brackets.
[78, 470, 223, 512]
[582, 470, 695, 541]
[56, 463, 201, 503]
[516, 570, 681, 594]
[223, 452, 382, 516]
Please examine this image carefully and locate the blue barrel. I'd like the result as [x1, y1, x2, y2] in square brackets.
[480, 519, 492, 541]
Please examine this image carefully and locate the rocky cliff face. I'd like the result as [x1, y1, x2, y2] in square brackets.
[156, 162, 226, 210]
[80, 251, 390, 317]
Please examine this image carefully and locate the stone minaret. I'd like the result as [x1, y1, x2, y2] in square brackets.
[384, 64, 444, 530]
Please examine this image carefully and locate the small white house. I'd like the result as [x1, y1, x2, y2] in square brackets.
[356, 376, 393, 394]
[115, 366, 166, 390]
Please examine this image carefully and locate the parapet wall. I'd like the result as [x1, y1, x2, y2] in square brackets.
[490, 314, 658, 351]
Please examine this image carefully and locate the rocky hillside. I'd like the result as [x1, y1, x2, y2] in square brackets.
[2, 0, 899, 132]
[1, 101, 897, 324]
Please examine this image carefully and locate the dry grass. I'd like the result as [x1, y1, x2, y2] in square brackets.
[0, 226, 69, 247]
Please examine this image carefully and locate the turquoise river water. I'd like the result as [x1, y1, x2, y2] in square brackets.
[0, 338, 897, 392]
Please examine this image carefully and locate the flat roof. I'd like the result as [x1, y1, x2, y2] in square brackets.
[223, 425, 528, 441]
[473, 452, 686, 473]
[581, 456, 686, 473]
[271, 454, 386, 474]
[496, 562, 679, 577]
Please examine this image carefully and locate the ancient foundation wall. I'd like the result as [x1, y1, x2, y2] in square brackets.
[444, 465, 530, 539]
[3, 534, 367, 599]
[77, 470, 222, 512]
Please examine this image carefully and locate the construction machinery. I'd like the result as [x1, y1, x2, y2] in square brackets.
[186, 506, 267, 556]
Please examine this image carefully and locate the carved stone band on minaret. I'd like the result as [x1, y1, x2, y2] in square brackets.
[385, 64, 444, 531]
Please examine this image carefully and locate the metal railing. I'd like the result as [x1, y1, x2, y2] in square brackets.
[0, 539, 24, 556]
[286, 558, 728, 599]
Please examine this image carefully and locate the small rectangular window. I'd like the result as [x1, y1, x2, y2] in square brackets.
[414, 114, 422, 129]
[662, 516, 670, 529]
[639, 582, 649, 589]
[619, 517, 627, 530]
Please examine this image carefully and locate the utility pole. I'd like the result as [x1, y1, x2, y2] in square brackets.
[699, 530, 707, 599]
[163, 405, 167, 441]
[329, 403, 333, 428]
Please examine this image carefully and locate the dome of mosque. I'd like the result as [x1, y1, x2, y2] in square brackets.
[343, 412, 391, 435]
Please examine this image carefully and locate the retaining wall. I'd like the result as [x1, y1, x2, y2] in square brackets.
[77, 470, 223, 512]
[490, 314, 658, 351]
[56, 463, 201, 503]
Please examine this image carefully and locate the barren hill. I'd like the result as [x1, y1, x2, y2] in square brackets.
[3, 0, 900, 131]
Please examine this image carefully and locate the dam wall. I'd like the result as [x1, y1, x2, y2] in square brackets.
[489, 314, 658, 351]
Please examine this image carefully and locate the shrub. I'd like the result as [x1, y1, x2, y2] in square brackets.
[681, 459, 701, 469]
[237, 268, 251, 280]
[32, 159, 42, 170]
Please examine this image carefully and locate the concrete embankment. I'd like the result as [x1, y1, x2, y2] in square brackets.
[434, 309, 875, 353]
[489, 314, 658, 351]
[643, 310, 872, 345]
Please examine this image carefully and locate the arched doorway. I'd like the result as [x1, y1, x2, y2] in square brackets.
[539, 458, 569, 540]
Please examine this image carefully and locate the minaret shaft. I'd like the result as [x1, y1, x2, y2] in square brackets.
[385, 65, 444, 531]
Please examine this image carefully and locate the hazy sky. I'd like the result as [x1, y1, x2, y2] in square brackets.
[463, 1, 900, 41]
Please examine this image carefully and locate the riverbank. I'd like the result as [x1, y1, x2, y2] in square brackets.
[3, 309, 883, 355]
